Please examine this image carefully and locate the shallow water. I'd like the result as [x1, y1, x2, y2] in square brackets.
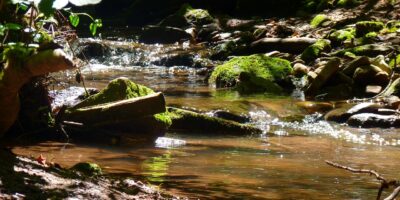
[14, 39, 400, 199]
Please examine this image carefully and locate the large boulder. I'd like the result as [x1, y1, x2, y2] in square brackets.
[208, 54, 293, 93]
[68, 78, 171, 137]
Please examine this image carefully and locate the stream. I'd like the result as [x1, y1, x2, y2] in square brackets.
[11, 38, 400, 199]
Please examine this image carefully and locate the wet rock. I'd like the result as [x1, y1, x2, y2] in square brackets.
[365, 85, 382, 95]
[296, 101, 334, 114]
[347, 113, 400, 128]
[301, 39, 331, 63]
[209, 54, 293, 93]
[210, 40, 244, 60]
[197, 23, 222, 41]
[76, 40, 110, 59]
[305, 58, 341, 96]
[355, 21, 384, 37]
[151, 53, 194, 67]
[370, 55, 391, 75]
[346, 102, 385, 115]
[353, 65, 389, 86]
[293, 63, 309, 77]
[139, 25, 192, 44]
[224, 18, 258, 31]
[341, 56, 370, 76]
[168, 107, 261, 135]
[208, 110, 250, 123]
[324, 104, 354, 123]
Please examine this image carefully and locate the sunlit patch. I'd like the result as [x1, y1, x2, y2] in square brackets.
[249, 110, 400, 146]
[155, 137, 186, 149]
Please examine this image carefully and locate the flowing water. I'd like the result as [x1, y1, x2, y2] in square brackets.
[11, 39, 400, 199]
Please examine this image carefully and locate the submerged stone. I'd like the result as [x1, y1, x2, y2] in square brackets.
[168, 107, 261, 135]
[209, 54, 293, 93]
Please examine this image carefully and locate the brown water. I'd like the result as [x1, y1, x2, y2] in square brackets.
[13, 39, 400, 199]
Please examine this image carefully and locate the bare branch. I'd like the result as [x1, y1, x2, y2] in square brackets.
[325, 160, 386, 182]
[384, 186, 400, 200]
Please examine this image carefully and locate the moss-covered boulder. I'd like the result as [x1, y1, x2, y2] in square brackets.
[159, 4, 213, 27]
[70, 77, 171, 134]
[168, 107, 261, 135]
[355, 21, 384, 37]
[301, 39, 331, 62]
[310, 14, 331, 28]
[71, 162, 102, 176]
[328, 28, 355, 45]
[333, 44, 393, 57]
[209, 54, 293, 93]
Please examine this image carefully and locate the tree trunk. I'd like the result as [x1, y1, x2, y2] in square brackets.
[0, 49, 75, 136]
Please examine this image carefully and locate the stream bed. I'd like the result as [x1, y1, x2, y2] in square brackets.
[11, 39, 400, 199]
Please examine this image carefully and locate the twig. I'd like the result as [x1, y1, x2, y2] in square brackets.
[325, 160, 400, 200]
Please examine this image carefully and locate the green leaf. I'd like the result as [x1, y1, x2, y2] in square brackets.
[69, 0, 101, 6]
[17, 2, 30, 12]
[0, 24, 5, 36]
[5, 23, 22, 30]
[89, 22, 97, 36]
[38, 0, 56, 17]
[69, 13, 80, 27]
[94, 19, 102, 27]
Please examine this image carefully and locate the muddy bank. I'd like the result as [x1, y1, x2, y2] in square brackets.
[0, 148, 176, 199]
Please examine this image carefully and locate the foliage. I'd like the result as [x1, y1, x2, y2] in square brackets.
[310, 14, 330, 28]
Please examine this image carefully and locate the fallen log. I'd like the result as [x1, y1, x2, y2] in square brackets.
[0, 49, 75, 136]
[250, 37, 318, 53]
[64, 92, 166, 125]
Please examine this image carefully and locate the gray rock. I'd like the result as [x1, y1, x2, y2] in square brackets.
[347, 113, 400, 128]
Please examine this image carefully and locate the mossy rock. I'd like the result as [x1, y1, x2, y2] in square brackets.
[310, 14, 330, 28]
[209, 54, 293, 93]
[167, 107, 261, 135]
[328, 28, 355, 45]
[357, 32, 378, 45]
[72, 77, 171, 129]
[355, 21, 384, 37]
[71, 162, 102, 176]
[384, 20, 400, 33]
[301, 39, 331, 62]
[333, 44, 393, 57]
[302, 0, 331, 12]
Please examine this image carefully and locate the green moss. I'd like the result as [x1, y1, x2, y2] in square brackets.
[167, 107, 261, 135]
[310, 14, 330, 28]
[301, 39, 331, 62]
[333, 44, 393, 57]
[73, 77, 171, 128]
[209, 54, 293, 93]
[336, 0, 360, 7]
[389, 54, 400, 68]
[329, 28, 355, 44]
[302, 0, 330, 12]
[184, 8, 213, 25]
[71, 162, 102, 176]
[384, 20, 400, 33]
[355, 21, 384, 37]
